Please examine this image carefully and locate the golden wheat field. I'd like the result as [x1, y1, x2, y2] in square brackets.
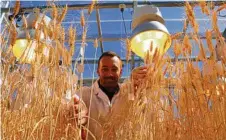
[1, 0, 226, 140]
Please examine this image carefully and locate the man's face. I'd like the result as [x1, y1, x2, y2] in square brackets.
[97, 56, 122, 88]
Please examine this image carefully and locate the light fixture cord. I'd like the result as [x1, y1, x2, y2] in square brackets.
[120, 8, 128, 36]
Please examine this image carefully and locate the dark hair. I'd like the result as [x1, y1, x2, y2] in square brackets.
[98, 51, 122, 67]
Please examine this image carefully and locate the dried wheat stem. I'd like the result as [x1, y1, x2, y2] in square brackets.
[13, 0, 20, 18]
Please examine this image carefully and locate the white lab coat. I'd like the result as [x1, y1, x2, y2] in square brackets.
[75, 80, 167, 140]
[77, 80, 130, 140]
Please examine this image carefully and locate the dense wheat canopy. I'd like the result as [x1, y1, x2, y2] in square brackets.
[1, 1, 226, 140]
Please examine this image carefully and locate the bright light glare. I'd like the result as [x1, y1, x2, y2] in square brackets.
[131, 30, 171, 58]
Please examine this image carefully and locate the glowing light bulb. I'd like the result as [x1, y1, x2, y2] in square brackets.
[13, 39, 49, 64]
[131, 30, 171, 58]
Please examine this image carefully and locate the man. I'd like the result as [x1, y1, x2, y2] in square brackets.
[73, 51, 147, 140]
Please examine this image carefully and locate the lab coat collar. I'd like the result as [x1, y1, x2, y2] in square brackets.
[92, 79, 120, 104]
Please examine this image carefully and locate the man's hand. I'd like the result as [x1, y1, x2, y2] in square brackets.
[131, 66, 148, 87]
[63, 95, 88, 126]
[73, 96, 88, 126]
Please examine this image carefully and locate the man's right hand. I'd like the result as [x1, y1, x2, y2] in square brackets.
[73, 95, 88, 126]
[63, 95, 88, 126]
[131, 66, 148, 87]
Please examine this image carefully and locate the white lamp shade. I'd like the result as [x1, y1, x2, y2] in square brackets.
[12, 13, 52, 64]
[131, 6, 171, 59]
[17, 28, 45, 39]
[132, 5, 165, 30]
[26, 13, 51, 29]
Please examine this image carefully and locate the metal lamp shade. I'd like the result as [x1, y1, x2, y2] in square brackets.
[12, 13, 51, 64]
